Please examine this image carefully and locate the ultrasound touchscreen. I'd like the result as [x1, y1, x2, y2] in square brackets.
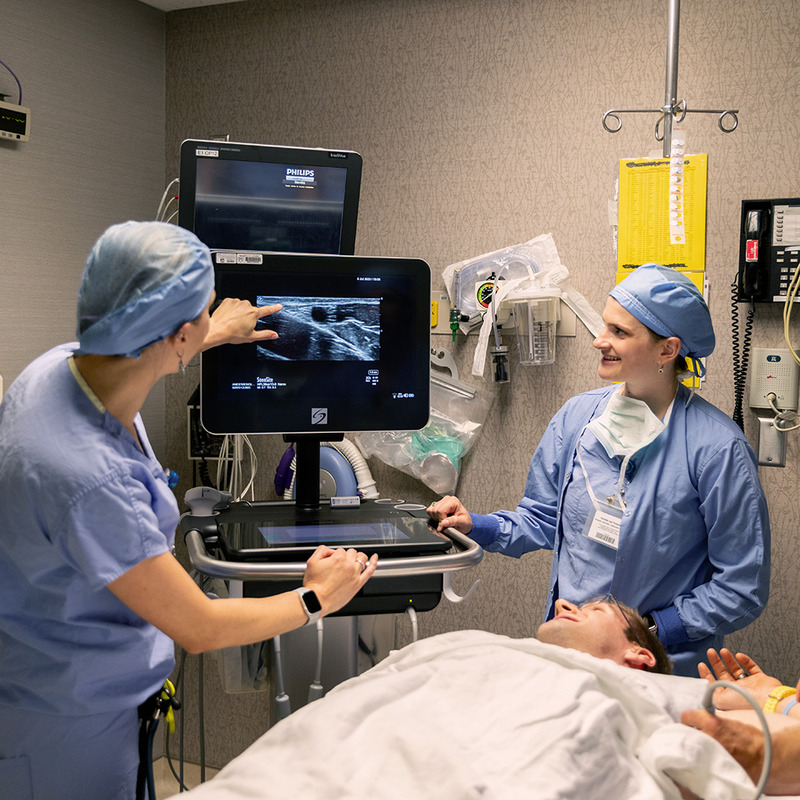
[258, 522, 410, 545]
[200, 252, 431, 435]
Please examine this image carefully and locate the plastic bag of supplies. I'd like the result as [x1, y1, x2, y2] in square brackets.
[356, 351, 490, 495]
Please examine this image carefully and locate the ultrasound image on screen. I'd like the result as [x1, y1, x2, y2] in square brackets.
[255, 296, 380, 361]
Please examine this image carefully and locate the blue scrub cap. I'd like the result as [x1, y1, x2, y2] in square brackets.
[75, 221, 214, 358]
[609, 263, 715, 362]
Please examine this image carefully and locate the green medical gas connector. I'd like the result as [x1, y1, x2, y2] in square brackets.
[449, 308, 461, 342]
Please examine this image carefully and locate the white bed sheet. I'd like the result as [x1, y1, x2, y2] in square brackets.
[167, 630, 791, 800]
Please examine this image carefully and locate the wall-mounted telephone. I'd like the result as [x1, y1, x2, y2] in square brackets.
[737, 198, 800, 303]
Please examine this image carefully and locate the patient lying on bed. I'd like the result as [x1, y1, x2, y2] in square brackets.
[537, 594, 673, 674]
[167, 598, 761, 800]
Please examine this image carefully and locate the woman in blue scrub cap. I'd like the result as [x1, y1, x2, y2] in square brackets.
[0, 222, 378, 800]
[429, 264, 770, 677]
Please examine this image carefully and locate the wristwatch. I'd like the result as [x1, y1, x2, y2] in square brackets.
[644, 613, 658, 637]
[294, 587, 322, 626]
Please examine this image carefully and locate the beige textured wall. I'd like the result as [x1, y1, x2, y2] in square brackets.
[164, 0, 800, 765]
[1, 0, 168, 452]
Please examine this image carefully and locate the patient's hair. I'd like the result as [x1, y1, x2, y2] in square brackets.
[617, 601, 673, 675]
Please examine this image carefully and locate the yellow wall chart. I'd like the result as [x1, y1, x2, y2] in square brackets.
[617, 153, 707, 278]
[616, 153, 709, 386]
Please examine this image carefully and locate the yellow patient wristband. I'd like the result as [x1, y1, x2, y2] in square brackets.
[763, 685, 797, 713]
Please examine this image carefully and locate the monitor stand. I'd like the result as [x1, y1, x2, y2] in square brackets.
[284, 433, 345, 518]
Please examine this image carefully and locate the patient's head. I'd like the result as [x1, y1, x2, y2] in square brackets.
[537, 596, 672, 675]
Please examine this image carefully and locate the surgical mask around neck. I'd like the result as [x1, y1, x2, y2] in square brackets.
[587, 389, 667, 459]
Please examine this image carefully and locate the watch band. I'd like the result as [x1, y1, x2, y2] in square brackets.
[294, 587, 322, 626]
[644, 613, 658, 636]
[764, 685, 796, 713]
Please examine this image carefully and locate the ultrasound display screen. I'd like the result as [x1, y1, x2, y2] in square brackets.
[201, 252, 431, 435]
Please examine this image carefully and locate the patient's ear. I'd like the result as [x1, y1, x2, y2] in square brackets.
[623, 647, 657, 671]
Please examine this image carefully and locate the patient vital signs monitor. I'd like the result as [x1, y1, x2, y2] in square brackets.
[178, 138, 362, 254]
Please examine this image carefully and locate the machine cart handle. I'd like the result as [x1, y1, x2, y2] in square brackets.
[183, 525, 483, 581]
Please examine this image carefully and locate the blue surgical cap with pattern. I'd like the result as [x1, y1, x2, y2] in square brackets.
[610, 263, 715, 361]
[75, 221, 214, 358]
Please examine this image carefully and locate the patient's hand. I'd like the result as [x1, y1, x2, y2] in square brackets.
[698, 648, 781, 710]
[681, 709, 764, 786]
[427, 495, 473, 534]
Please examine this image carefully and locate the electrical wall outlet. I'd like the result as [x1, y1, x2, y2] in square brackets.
[749, 348, 800, 411]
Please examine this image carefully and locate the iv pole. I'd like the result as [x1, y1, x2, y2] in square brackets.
[602, 0, 739, 156]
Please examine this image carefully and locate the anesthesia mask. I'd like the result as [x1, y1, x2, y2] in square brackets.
[587, 389, 667, 458]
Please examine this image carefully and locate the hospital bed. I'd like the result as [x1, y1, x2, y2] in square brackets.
[164, 630, 799, 800]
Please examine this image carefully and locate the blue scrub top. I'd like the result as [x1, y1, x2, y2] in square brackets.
[470, 383, 770, 676]
[0, 344, 176, 715]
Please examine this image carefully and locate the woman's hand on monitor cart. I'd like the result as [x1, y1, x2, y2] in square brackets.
[303, 545, 378, 616]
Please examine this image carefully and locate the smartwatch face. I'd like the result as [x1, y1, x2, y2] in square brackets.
[303, 590, 322, 614]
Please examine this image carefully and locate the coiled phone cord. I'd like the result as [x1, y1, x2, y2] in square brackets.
[731, 279, 755, 431]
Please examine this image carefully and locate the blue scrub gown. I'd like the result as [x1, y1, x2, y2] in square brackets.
[469, 383, 770, 676]
[0, 344, 177, 797]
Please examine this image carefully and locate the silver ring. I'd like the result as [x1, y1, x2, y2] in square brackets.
[736, 673, 746, 680]
[356, 559, 366, 572]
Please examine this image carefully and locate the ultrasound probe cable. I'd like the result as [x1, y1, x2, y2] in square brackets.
[700, 680, 772, 799]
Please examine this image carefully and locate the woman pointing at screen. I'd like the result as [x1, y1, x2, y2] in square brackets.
[0, 221, 378, 799]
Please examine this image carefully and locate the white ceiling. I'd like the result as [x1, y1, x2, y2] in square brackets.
[139, 0, 245, 11]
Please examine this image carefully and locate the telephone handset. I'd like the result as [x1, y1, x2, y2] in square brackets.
[737, 198, 800, 303]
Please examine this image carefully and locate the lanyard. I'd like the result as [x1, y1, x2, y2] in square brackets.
[68, 355, 106, 413]
[576, 428, 630, 510]
[576, 393, 676, 511]
[68, 355, 149, 458]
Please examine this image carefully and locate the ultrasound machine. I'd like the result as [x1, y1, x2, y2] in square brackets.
[177, 139, 482, 707]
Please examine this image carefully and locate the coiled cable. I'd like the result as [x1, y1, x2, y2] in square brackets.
[731, 279, 755, 431]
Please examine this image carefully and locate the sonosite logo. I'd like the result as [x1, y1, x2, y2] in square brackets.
[311, 408, 328, 425]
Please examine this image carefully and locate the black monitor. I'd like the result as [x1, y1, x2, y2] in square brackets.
[201, 252, 431, 508]
[178, 139, 362, 254]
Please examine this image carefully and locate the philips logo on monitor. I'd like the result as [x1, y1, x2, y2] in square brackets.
[311, 408, 328, 425]
[284, 168, 317, 188]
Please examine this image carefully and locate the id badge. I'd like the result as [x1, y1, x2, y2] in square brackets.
[581, 503, 623, 550]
